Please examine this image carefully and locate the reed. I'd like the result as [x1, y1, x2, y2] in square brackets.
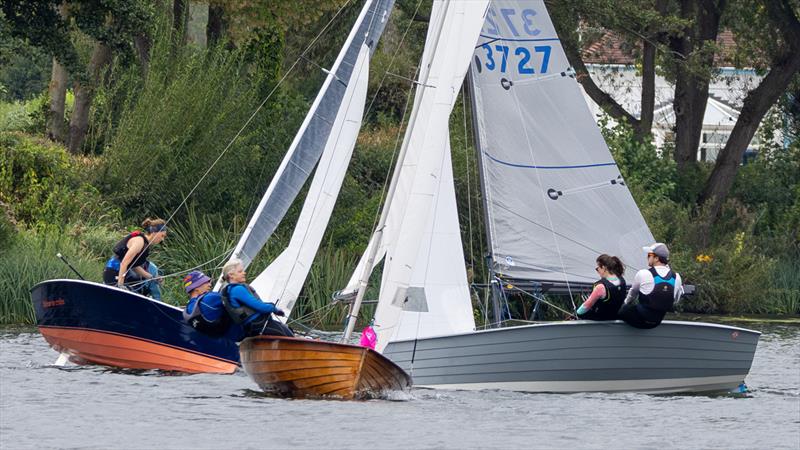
[293, 246, 366, 330]
[0, 226, 102, 324]
[766, 259, 800, 315]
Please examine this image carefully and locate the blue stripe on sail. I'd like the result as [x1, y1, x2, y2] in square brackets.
[484, 152, 617, 170]
[479, 34, 560, 42]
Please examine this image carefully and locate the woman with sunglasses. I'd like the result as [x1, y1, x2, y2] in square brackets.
[576, 254, 626, 320]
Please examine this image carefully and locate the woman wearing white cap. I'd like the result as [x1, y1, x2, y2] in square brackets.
[618, 243, 684, 329]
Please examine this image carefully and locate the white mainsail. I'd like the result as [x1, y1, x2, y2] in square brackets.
[470, 0, 654, 285]
[228, 0, 394, 271]
[251, 44, 371, 317]
[348, 0, 489, 350]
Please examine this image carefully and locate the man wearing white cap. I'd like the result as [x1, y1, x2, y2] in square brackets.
[618, 243, 683, 329]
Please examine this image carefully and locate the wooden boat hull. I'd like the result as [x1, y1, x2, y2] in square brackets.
[240, 336, 412, 399]
[31, 279, 241, 373]
[383, 320, 760, 394]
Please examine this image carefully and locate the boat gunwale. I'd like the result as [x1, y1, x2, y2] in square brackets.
[31, 278, 183, 312]
[385, 320, 761, 346]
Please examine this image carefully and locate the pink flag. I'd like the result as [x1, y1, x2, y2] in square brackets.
[359, 325, 377, 349]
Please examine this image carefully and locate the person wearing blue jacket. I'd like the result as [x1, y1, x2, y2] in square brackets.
[182, 270, 232, 336]
[220, 258, 294, 339]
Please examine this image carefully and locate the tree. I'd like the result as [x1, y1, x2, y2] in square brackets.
[667, 0, 726, 170]
[699, 0, 800, 224]
[1, 0, 151, 152]
[550, 0, 682, 143]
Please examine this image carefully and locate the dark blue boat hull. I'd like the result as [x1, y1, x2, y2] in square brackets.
[31, 279, 240, 373]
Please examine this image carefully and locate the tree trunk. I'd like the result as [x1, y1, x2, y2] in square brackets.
[553, 13, 639, 130]
[670, 0, 725, 170]
[207, 1, 224, 47]
[46, 57, 68, 143]
[134, 33, 151, 78]
[68, 42, 112, 155]
[698, 0, 800, 225]
[637, 39, 656, 141]
[636, 0, 669, 142]
[173, 0, 188, 43]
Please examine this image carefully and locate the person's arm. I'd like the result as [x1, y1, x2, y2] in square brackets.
[577, 284, 606, 316]
[117, 236, 144, 287]
[673, 273, 684, 304]
[624, 272, 642, 304]
[230, 285, 277, 315]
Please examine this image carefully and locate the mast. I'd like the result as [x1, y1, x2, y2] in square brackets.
[341, 0, 453, 342]
[465, 68, 503, 328]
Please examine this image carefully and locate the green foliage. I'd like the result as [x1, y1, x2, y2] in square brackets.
[0, 132, 118, 226]
[600, 116, 677, 204]
[0, 225, 103, 324]
[0, 36, 51, 101]
[295, 246, 360, 331]
[97, 22, 302, 220]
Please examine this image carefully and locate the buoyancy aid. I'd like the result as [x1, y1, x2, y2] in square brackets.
[221, 283, 261, 324]
[584, 276, 627, 320]
[639, 267, 676, 312]
[183, 292, 230, 335]
[111, 231, 150, 268]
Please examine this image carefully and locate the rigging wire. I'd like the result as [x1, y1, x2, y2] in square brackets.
[461, 82, 476, 275]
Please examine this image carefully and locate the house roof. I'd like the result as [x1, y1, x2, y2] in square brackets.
[582, 30, 738, 65]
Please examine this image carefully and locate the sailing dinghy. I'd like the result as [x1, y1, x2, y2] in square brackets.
[230, 0, 412, 399]
[340, 0, 759, 394]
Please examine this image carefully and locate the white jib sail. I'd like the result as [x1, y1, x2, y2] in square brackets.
[382, 137, 475, 346]
[370, 0, 489, 350]
[251, 44, 371, 318]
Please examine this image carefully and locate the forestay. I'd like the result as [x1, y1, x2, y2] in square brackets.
[470, 0, 654, 285]
[363, 0, 489, 350]
[228, 0, 394, 270]
[251, 43, 371, 317]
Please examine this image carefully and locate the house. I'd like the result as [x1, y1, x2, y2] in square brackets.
[579, 31, 769, 161]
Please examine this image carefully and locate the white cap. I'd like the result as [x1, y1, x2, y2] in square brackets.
[643, 242, 669, 260]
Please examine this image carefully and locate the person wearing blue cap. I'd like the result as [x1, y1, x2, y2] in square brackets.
[102, 217, 168, 299]
[182, 270, 231, 336]
[618, 243, 684, 329]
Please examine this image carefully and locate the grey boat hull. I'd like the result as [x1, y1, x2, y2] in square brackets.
[383, 320, 759, 394]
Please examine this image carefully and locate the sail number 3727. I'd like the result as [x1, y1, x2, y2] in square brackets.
[479, 7, 551, 75]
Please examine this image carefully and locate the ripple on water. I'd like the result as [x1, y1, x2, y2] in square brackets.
[0, 324, 798, 449]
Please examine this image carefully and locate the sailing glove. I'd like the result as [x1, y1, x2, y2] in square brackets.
[273, 308, 286, 317]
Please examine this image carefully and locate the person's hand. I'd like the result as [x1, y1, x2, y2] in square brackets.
[273, 308, 286, 317]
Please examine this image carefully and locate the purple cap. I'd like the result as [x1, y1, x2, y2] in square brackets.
[182, 271, 211, 294]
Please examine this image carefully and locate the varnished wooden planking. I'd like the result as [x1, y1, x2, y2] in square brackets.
[240, 336, 411, 399]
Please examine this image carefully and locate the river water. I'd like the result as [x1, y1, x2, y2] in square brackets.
[1, 323, 798, 449]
